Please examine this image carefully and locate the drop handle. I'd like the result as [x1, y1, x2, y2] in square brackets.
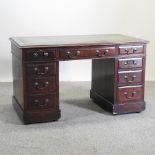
[104, 49, 109, 54]
[133, 60, 137, 65]
[124, 75, 137, 82]
[39, 98, 49, 106]
[124, 91, 136, 99]
[96, 49, 109, 57]
[33, 99, 39, 106]
[76, 50, 81, 56]
[96, 50, 100, 56]
[125, 48, 129, 53]
[33, 98, 49, 107]
[43, 52, 49, 57]
[33, 67, 49, 75]
[33, 67, 38, 72]
[133, 48, 137, 52]
[33, 52, 39, 58]
[34, 81, 49, 89]
[66, 50, 81, 59]
[66, 51, 71, 55]
[124, 61, 128, 65]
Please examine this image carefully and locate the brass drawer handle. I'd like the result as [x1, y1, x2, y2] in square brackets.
[133, 60, 137, 65]
[104, 49, 109, 54]
[76, 50, 81, 55]
[33, 99, 39, 106]
[33, 52, 39, 58]
[124, 75, 137, 83]
[96, 50, 100, 56]
[133, 48, 137, 52]
[96, 49, 109, 57]
[124, 91, 136, 99]
[124, 61, 128, 65]
[125, 48, 129, 53]
[33, 98, 49, 107]
[33, 67, 49, 75]
[66, 50, 81, 59]
[34, 81, 49, 89]
[123, 60, 138, 66]
[39, 98, 49, 107]
[32, 50, 49, 58]
[43, 52, 49, 57]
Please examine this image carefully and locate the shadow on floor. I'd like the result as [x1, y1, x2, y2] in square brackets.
[61, 98, 111, 116]
[0, 103, 22, 125]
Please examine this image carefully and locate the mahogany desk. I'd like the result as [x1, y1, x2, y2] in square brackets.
[10, 34, 148, 124]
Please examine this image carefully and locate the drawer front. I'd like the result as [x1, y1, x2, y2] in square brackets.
[118, 58, 143, 69]
[117, 86, 143, 103]
[59, 46, 116, 60]
[119, 45, 143, 55]
[26, 62, 57, 77]
[27, 93, 56, 110]
[27, 77, 56, 94]
[118, 70, 143, 84]
[23, 48, 57, 61]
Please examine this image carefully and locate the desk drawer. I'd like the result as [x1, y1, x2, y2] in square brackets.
[118, 58, 143, 69]
[119, 45, 143, 55]
[117, 85, 143, 103]
[26, 62, 57, 78]
[23, 48, 57, 62]
[27, 77, 56, 94]
[118, 70, 143, 84]
[59, 46, 116, 60]
[27, 93, 56, 110]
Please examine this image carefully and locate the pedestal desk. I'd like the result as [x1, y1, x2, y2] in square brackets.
[10, 34, 149, 124]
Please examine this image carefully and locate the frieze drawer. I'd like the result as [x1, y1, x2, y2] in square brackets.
[119, 45, 143, 55]
[59, 46, 116, 60]
[23, 48, 58, 61]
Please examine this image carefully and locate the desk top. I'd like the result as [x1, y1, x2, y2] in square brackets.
[10, 34, 148, 48]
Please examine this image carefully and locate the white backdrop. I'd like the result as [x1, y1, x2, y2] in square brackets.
[0, 0, 155, 82]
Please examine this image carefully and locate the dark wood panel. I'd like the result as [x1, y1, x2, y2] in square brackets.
[91, 58, 115, 103]
[12, 49, 24, 109]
